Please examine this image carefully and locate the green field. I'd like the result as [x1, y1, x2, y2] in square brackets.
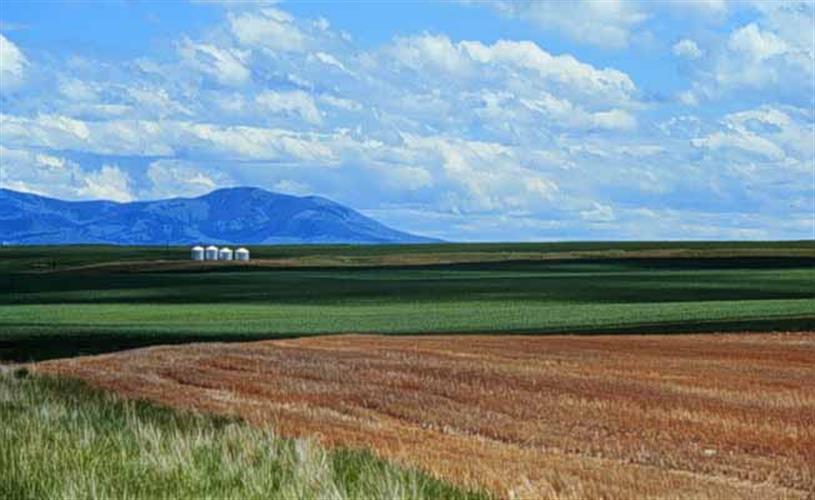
[0, 371, 485, 500]
[1, 242, 813, 361]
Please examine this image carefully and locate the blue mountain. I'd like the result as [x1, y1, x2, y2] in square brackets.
[0, 187, 439, 245]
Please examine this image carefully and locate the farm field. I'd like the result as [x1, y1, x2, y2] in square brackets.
[0, 372, 484, 500]
[2, 242, 814, 361]
[33, 332, 815, 499]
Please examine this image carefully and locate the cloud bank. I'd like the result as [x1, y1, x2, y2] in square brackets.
[1, 2, 812, 241]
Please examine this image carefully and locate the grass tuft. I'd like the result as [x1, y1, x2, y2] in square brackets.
[0, 373, 488, 500]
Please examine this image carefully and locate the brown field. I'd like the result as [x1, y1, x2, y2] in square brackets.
[35, 333, 815, 499]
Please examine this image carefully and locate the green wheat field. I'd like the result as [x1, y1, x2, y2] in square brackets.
[1, 241, 813, 361]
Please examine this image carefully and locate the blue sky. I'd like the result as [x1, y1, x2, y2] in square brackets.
[1, 0, 813, 241]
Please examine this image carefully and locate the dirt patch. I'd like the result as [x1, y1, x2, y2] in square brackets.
[35, 333, 815, 499]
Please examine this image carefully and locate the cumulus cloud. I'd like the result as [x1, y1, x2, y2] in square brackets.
[401, 134, 559, 213]
[126, 86, 192, 118]
[514, 94, 637, 131]
[311, 51, 350, 73]
[591, 109, 637, 131]
[714, 23, 796, 89]
[229, 8, 307, 52]
[1, 146, 74, 196]
[727, 23, 788, 61]
[58, 78, 98, 101]
[1, 146, 140, 202]
[256, 90, 322, 125]
[146, 160, 226, 199]
[389, 35, 637, 105]
[178, 39, 251, 86]
[678, 6, 814, 105]
[273, 179, 311, 195]
[78, 164, 134, 202]
[580, 202, 616, 222]
[673, 39, 702, 59]
[1, 3, 811, 240]
[481, 0, 648, 49]
[318, 94, 361, 112]
[691, 105, 813, 166]
[0, 113, 341, 161]
[0, 34, 27, 91]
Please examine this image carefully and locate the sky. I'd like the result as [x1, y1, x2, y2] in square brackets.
[0, 0, 813, 242]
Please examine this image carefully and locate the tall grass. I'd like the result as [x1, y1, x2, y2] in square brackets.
[0, 372, 486, 500]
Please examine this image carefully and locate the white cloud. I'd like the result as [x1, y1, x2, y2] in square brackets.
[229, 8, 307, 52]
[483, 0, 648, 48]
[616, 145, 665, 157]
[1, 4, 811, 240]
[58, 78, 98, 101]
[692, 130, 784, 160]
[146, 160, 224, 199]
[516, 94, 636, 131]
[389, 35, 637, 106]
[1, 146, 77, 197]
[691, 105, 813, 166]
[34, 153, 67, 169]
[0, 153, 138, 202]
[1, 113, 91, 150]
[680, 0, 727, 16]
[256, 90, 322, 125]
[311, 51, 350, 73]
[78, 165, 134, 202]
[673, 39, 702, 59]
[178, 39, 251, 86]
[751, 1, 815, 55]
[318, 94, 361, 111]
[378, 164, 433, 191]
[678, 90, 699, 107]
[213, 93, 247, 114]
[580, 202, 616, 222]
[0, 114, 341, 161]
[185, 122, 336, 162]
[0, 34, 27, 91]
[727, 23, 788, 61]
[390, 33, 472, 75]
[591, 109, 637, 131]
[314, 17, 330, 32]
[680, 8, 814, 103]
[126, 86, 192, 117]
[273, 179, 311, 195]
[401, 134, 559, 213]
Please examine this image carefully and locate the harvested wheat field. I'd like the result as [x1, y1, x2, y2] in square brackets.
[35, 333, 815, 499]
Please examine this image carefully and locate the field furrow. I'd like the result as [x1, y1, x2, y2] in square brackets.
[35, 332, 815, 499]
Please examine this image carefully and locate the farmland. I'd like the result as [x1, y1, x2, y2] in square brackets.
[1, 242, 814, 361]
[0, 372, 485, 499]
[2, 241, 814, 498]
[33, 332, 815, 498]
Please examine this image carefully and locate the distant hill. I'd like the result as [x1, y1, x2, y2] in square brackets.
[0, 187, 439, 245]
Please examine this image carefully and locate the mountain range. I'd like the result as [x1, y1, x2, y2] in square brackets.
[0, 187, 438, 245]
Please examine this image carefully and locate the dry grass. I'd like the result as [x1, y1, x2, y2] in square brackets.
[35, 333, 815, 499]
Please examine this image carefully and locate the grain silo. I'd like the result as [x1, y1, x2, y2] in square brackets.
[191, 245, 205, 261]
[236, 247, 250, 262]
[219, 247, 234, 261]
[205, 245, 219, 261]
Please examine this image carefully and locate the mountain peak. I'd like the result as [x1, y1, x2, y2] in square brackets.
[0, 187, 440, 245]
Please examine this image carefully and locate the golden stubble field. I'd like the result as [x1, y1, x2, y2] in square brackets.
[35, 333, 815, 499]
